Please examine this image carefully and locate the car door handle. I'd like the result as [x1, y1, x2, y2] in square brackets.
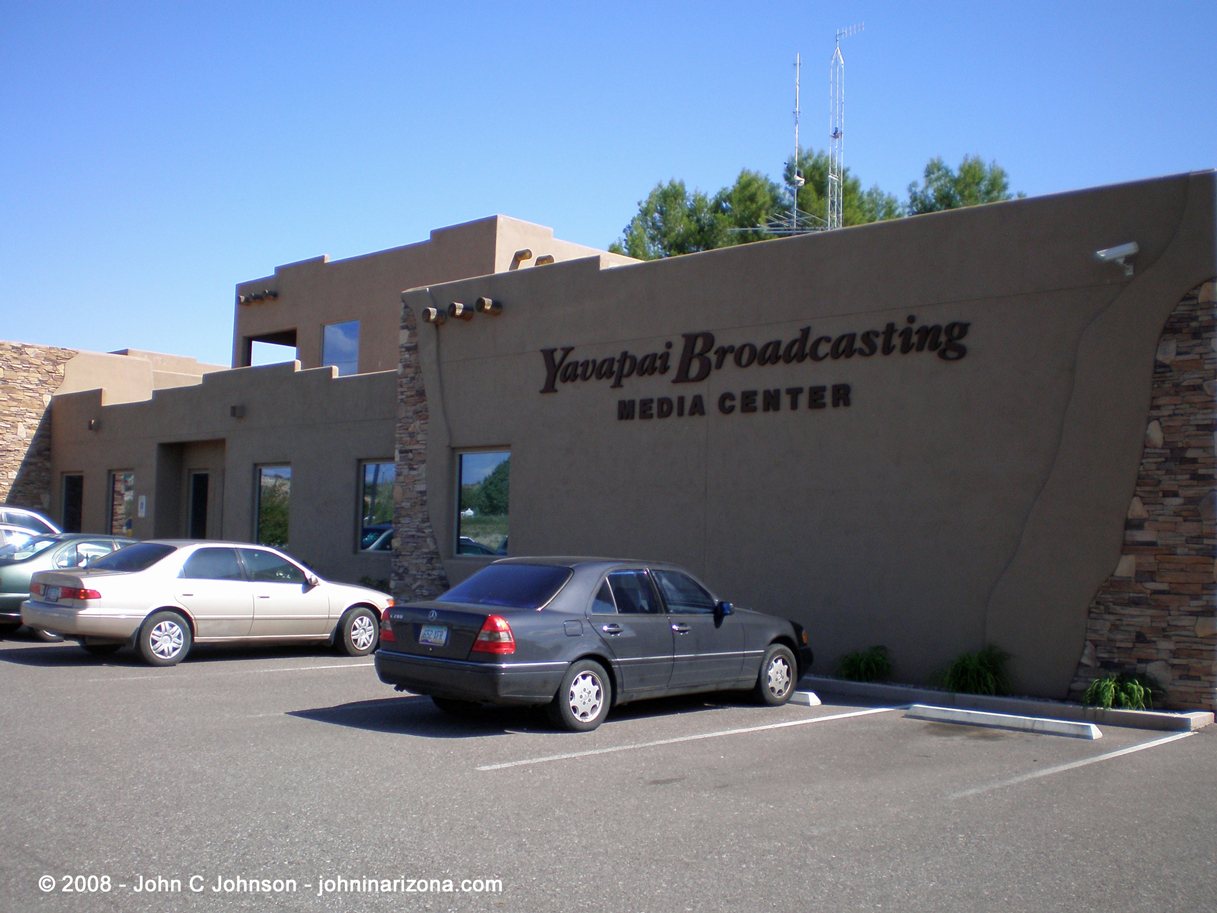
[600, 624, 623, 635]
[671, 623, 690, 633]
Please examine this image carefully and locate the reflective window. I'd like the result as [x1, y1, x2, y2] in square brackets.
[438, 564, 571, 609]
[180, 548, 245, 581]
[456, 452, 509, 556]
[607, 570, 661, 615]
[256, 466, 290, 547]
[322, 320, 360, 376]
[239, 548, 307, 584]
[653, 570, 717, 614]
[4, 535, 56, 561]
[590, 579, 617, 614]
[359, 461, 395, 552]
[108, 471, 135, 537]
[54, 541, 116, 569]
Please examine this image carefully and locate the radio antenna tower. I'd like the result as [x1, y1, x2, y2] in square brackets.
[754, 53, 824, 237]
[828, 23, 863, 231]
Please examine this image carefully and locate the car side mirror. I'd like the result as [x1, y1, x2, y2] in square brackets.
[714, 601, 733, 620]
[306, 574, 320, 589]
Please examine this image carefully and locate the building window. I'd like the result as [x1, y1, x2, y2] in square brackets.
[322, 320, 360, 376]
[256, 465, 291, 547]
[358, 461, 395, 552]
[109, 471, 135, 537]
[456, 451, 509, 556]
[62, 474, 83, 533]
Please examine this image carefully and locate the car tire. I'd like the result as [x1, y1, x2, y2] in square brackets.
[755, 643, 796, 706]
[432, 696, 481, 717]
[138, 611, 192, 666]
[34, 628, 64, 643]
[0, 622, 19, 640]
[81, 643, 122, 657]
[548, 659, 611, 732]
[338, 607, 379, 656]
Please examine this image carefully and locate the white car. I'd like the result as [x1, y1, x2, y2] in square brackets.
[0, 507, 61, 536]
[22, 540, 394, 666]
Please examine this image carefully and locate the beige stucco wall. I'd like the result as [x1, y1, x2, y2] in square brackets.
[398, 171, 1216, 701]
[233, 215, 634, 374]
[50, 362, 396, 584]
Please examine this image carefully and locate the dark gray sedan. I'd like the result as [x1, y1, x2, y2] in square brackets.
[375, 558, 812, 731]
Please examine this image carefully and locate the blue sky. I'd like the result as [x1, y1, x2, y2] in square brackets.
[2, 1, 1214, 367]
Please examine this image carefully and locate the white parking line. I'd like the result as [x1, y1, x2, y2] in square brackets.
[88, 661, 375, 683]
[477, 706, 898, 771]
[951, 730, 1196, 799]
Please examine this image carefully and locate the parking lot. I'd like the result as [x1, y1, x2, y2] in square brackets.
[2, 633, 1214, 913]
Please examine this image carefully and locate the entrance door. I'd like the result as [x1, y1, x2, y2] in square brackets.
[188, 472, 209, 539]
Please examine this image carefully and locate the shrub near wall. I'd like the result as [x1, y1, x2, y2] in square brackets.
[0, 342, 76, 509]
[1071, 280, 1217, 711]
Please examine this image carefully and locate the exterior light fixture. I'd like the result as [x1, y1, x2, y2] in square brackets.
[1095, 242, 1138, 277]
[87, 418, 99, 431]
[535, 255, 555, 266]
[475, 297, 502, 316]
[230, 404, 246, 418]
[448, 302, 475, 321]
[421, 307, 447, 325]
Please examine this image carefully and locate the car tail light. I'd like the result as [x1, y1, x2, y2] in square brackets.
[62, 587, 102, 600]
[379, 607, 396, 644]
[471, 615, 515, 655]
[30, 583, 43, 596]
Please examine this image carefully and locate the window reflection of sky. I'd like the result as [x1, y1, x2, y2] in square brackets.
[322, 320, 359, 375]
[460, 451, 508, 485]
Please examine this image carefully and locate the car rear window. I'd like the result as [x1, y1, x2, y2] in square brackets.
[88, 542, 176, 572]
[3, 536, 58, 562]
[437, 564, 572, 609]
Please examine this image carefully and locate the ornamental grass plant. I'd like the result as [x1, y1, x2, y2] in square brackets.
[932, 644, 1012, 696]
[1082, 673, 1162, 710]
[834, 645, 893, 682]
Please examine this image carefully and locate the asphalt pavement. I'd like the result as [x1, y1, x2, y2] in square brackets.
[1, 633, 1213, 913]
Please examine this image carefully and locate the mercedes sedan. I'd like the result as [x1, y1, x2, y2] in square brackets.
[22, 541, 394, 666]
[375, 558, 812, 731]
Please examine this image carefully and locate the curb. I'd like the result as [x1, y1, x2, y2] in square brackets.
[799, 675, 1213, 732]
[904, 704, 1103, 740]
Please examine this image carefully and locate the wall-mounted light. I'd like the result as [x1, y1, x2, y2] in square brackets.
[1095, 242, 1138, 277]
[230, 404, 246, 418]
[535, 254, 555, 266]
[87, 418, 99, 431]
[475, 297, 502, 316]
[448, 302, 475, 321]
[421, 307, 447, 325]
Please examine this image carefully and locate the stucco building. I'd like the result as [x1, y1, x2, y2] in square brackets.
[2, 175, 1214, 710]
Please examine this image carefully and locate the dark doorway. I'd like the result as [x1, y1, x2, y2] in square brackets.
[189, 472, 209, 539]
[62, 474, 83, 533]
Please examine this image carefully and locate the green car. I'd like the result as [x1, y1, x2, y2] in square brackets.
[0, 534, 134, 639]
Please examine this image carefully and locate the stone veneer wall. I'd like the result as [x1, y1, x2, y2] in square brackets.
[0, 342, 76, 510]
[391, 305, 450, 602]
[1070, 279, 1217, 711]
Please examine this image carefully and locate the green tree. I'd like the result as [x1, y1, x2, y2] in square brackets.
[609, 179, 724, 260]
[712, 169, 784, 245]
[473, 458, 510, 516]
[906, 154, 1023, 214]
[784, 147, 902, 227]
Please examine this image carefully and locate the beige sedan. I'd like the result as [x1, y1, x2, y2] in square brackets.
[22, 540, 394, 666]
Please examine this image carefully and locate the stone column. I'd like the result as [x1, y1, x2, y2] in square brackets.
[0, 342, 76, 510]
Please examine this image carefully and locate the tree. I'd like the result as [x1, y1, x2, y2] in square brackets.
[609, 180, 724, 260]
[712, 169, 784, 245]
[906, 155, 1023, 214]
[784, 147, 902, 227]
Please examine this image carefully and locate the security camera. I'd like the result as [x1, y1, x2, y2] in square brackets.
[1095, 241, 1138, 277]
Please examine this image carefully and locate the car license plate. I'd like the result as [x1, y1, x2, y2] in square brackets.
[418, 624, 448, 647]
[44, 586, 61, 602]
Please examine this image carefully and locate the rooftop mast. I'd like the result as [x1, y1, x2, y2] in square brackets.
[828, 23, 863, 231]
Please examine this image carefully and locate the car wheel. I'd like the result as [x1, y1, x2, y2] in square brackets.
[138, 611, 192, 666]
[338, 607, 379, 656]
[548, 659, 611, 732]
[34, 628, 64, 643]
[81, 643, 121, 657]
[0, 622, 19, 639]
[432, 696, 481, 717]
[755, 643, 796, 706]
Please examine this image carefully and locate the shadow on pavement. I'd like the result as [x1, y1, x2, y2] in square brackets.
[289, 696, 552, 739]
